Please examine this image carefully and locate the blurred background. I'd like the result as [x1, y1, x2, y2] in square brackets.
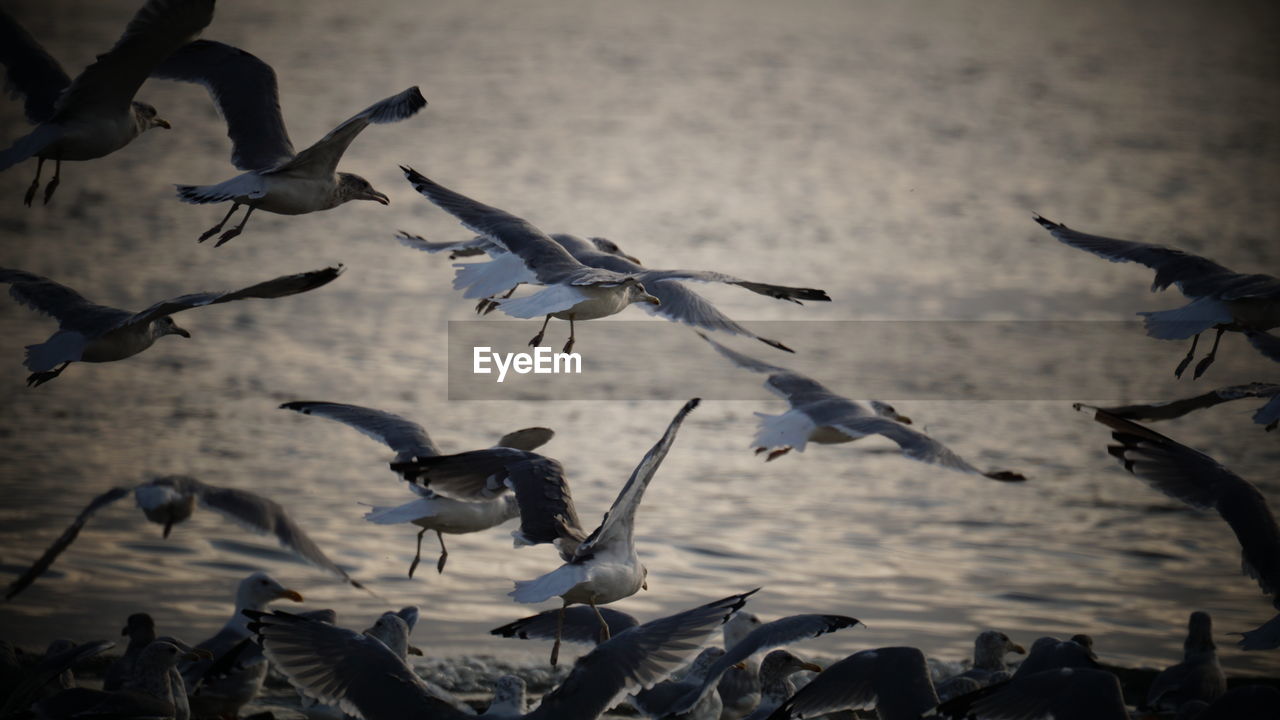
[0, 0, 1277, 676]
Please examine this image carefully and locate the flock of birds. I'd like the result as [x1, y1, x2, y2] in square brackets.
[1, 1, 1278, 719]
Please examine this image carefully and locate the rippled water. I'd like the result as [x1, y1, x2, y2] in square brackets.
[1, 0, 1278, 687]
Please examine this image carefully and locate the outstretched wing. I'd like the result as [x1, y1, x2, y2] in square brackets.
[151, 40, 294, 171]
[392, 446, 530, 500]
[766, 647, 938, 720]
[490, 606, 640, 646]
[504, 455, 585, 552]
[0, 267, 130, 333]
[494, 427, 555, 452]
[1033, 215, 1280, 301]
[274, 88, 426, 176]
[1090, 383, 1280, 430]
[828, 415, 1026, 482]
[638, 269, 830, 304]
[395, 231, 499, 259]
[0, 7, 70, 123]
[279, 400, 439, 462]
[4, 487, 131, 600]
[121, 265, 344, 329]
[699, 333, 835, 403]
[574, 399, 700, 559]
[525, 590, 757, 720]
[54, 0, 215, 119]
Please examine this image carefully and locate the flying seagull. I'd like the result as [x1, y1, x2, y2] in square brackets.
[279, 400, 558, 575]
[0, 264, 342, 386]
[395, 398, 700, 666]
[0, 0, 212, 205]
[4, 475, 367, 600]
[154, 41, 425, 246]
[1092, 382, 1279, 432]
[1033, 215, 1280, 379]
[396, 231, 831, 352]
[701, 333, 1026, 481]
[1077, 405, 1280, 649]
[246, 589, 756, 720]
[400, 166, 664, 353]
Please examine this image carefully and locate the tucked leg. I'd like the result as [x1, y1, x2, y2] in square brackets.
[198, 203, 240, 243]
[1174, 332, 1201, 378]
[528, 315, 551, 347]
[26, 362, 69, 388]
[41, 158, 60, 205]
[23, 157, 44, 207]
[1192, 328, 1225, 379]
[214, 206, 255, 247]
[408, 527, 428, 578]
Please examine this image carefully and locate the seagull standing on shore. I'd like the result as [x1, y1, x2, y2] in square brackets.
[153, 40, 425, 245]
[0, 0, 213, 205]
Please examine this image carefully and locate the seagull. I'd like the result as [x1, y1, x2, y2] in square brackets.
[1092, 381, 1280, 432]
[34, 641, 201, 720]
[716, 611, 765, 720]
[1009, 635, 1100, 679]
[0, 640, 114, 719]
[762, 646, 939, 720]
[245, 589, 756, 720]
[103, 614, 158, 692]
[701, 333, 1026, 480]
[396, 231, 831, 352]
[934, 630, 1026, 702]
[1076, 405, 1280, 648]
[400, 166, 663, 353]
[630, 647, 727, 720]
[3, 475, 367, 600]
[741, 651, 822, 720]
[0, 0, 212, 205]
[280, 400, 556, 576]
[396, 398, 700, 666]
[1146, 611, 1227, 712]
[1033, 215, 1280, 379]
[152, 41, 425, 246]
[0, 264, 342, 386]
[934, 667, 1129, 720]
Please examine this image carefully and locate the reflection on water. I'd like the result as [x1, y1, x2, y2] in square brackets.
[1, 0, 1278, 683]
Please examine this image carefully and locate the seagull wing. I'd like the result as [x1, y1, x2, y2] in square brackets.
[494, 427, 555, 452]
[574, 399, 699, 560]
[828, 415, 1027, 482]
[4, 486, 131, 600]
[638, 269, 830, 304]
[119, 264, 343, 330]
[699, 333, 834, 403]
[671, 615, 862, 716]
[151, 40, 295, 171]
[391, 447, 533, 500]
[0, 268, 131, 333]
[635, 280, 796, 352]
[766, 647, 938, 720]
[279, 400, 440, 462]
[967, 667, 1128, 720]
[490, 606, 640, 646]
[53, 0, 214, 120]
[1090, 383, 1280, 424]
[395, 232, 501, 259]
[1247, 331, 1280, 362]
[246, 611, 473, 720]
[1033, 215, 1280, 301]
[0, 7, 71, 123]
[273, 87, 426, 177]
[504, 455, 586, 553]
[1086, 407, 1280, 597]
[524, 590, 756, 720]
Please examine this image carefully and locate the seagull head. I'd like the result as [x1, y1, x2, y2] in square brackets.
[622, 278, 660, 306]
[870, 400, 911, 425]
[590, 237, 641, 264]
[338, 173, 390, 205]
[237, 572, 304, 610]
[132, 101, 171, 130]
[155, 316, 191, 339]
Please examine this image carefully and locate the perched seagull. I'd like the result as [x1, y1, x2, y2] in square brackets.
[34, 642, 201, 720]
[701, 334, 1026, 480]
[934, 667, 1129, 720]
[1077, 405, 1280, 649]
[400, 166, 663, 353]
[1146, 611, 1226, 712]
[0, 264, 342, 386]
[762, 646, 939, 720]
[0, 640, 114, 719]
[1010, 635, 1100, 679]
[934, 630, 1026, 702]
[181, 573, 305, 720]
[281, 400, 559, 575]
[0, 0, 212, 205]
[397, 399, 700, 666]
[154, 41, 425, 245]
[1033, 215, 1280, 379]
[246, 589, 756, 720]
[396, 231, 831, 352]
[741, 651, 821, 720]
[716, 611, 765, 720]
[103, 614, 158, 692]
[1093, 381, 1280, 432]
[4, 475, 366, 600]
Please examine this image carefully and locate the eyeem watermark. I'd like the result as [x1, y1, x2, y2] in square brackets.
[473, 346, 582, 383]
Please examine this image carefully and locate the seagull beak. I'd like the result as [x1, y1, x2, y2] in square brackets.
[408, 644, 424, 656]
[364, 189, 391, 205]
[641, 293, 661, 306]
[171, 324, 191, 338]
[800, 662, 823, 673]
[732, 662, 747, 670]
[278, 589, 304, 602]
[642, 580, 649, 591]
[1011, 643, 1027, 654]
[892, 412, 912, 425]
[624, 254, 641, 264]
[154, 117, 171, 130]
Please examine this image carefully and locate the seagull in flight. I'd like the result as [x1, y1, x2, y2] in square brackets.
[1091, 381, 1280, 432]
[279, 400, 559, 576]
[396, 231, 831, 352]
[401, 166, 665, 353]
[0, 264, 342, 386]
[1033, 215, 1280, 379]
[152, 41, 425, 246]
[395, 398, 701, 666]
[701, 334, 1026, 481]
[4, 476, 367, 601]
[0, 0, 212, 205]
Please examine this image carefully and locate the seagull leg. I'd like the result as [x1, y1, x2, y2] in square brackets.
[26, 362, 68, 388]
[1192, 328, 1225, 379]
[562, 317, 576, 354]
[483, 287, 517, 315]
[550, 600, 568, 667]
[590, 599, 611, 643]
[529, 315, 551, 347]
[1174, 333, 1201, 378]
[408, 527, 427, 578]
[215, 206, 255, 247]
[435, 530, 448, 574]
[23, 157, 44, 207]
[41, 158, 61, 205]
[475, 297, 495, 314]
[198, 204, 240, 242]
